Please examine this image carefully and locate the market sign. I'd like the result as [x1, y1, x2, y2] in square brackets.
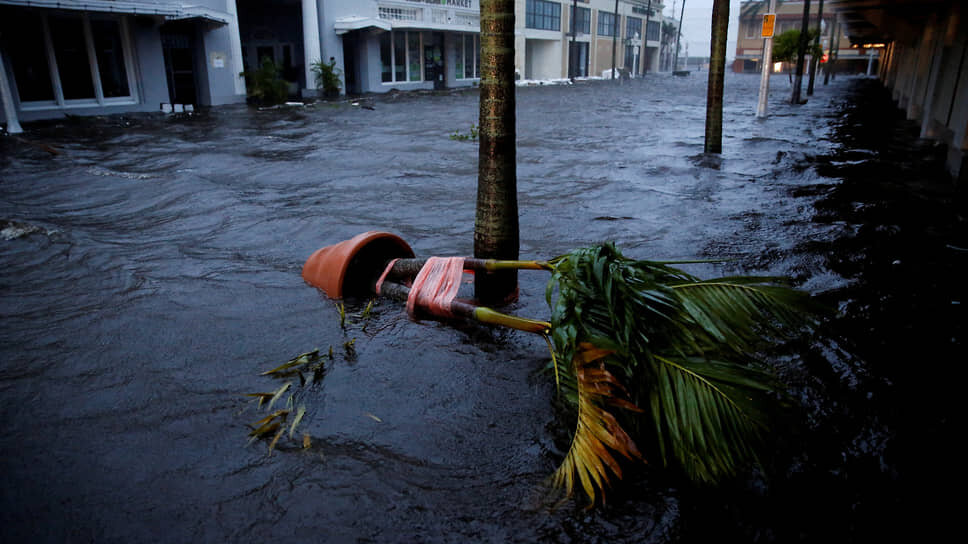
[761, 14, 776, 38]
[405, 0, 475, 8]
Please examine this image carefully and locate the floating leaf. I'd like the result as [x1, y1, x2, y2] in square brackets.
[268, 427, 286, 453]
[266, 382, 291, 411]
[261, 349, 320, 376]
[289, 405, 307, 438]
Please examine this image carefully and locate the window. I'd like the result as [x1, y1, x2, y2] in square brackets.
[456, 34, 480, 79]
[626, 16, 642, 40]
[597, 12, 617, 37]
[569, 6, 590, 34]
[646, 20, 660, 41]
[526, 0, 561, 31]
[745, 20, 757, 39]
[380, 31, 423, 83]
[2, 11, 54, 102]
[1, 10, 136, 106]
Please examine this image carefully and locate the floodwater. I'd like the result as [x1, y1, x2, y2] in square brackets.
[2, 73, 964, 542]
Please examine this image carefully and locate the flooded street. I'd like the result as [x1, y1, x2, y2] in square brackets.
[2, 73, 965, 542]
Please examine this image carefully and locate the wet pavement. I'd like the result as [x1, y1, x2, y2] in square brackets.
[2, 73, 965, 542]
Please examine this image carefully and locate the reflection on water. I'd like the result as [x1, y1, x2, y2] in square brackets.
[1, 73, 963, 542]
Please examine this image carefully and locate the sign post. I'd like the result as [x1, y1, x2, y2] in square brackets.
[756, 1, 777, 118]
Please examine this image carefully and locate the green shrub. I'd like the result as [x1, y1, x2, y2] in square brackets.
[241, 58, 289, 106]
[311, 59, 343, 98]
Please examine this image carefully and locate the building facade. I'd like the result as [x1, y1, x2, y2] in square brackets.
[517, 0, 665, 81]
[2, 0, 669, 129]
[0, 0, 246, 127]
[733, 0, 878, 75]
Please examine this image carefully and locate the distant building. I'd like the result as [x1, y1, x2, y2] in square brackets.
[733, 0, 878, 75]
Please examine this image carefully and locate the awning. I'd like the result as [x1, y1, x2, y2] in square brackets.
[334, 16, 391, 36]
[0, 0, 229, 24]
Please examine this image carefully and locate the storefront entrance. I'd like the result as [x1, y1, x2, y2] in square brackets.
[423, 32, 445, 90]
[160, 23, 198, 105]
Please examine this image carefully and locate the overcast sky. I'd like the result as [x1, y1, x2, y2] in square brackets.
[663, 0, 744, 60]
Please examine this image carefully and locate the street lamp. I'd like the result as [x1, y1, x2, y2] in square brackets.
[624, 32, 641, 78]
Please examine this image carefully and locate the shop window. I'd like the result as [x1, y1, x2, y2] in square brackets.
[394, 32, 406, 81]
[92, 19, 130, 98]
[569, 6, 590, 34]
[598, 12, 617, 37]
[2, 10, 136, 107]
[1, 11, 54, 102]
[457, 34, 479, 80]
[49, 16, 96, 100]
[646, 20, 660, 41]
[379, 31, 424, 84]
[526, 0, 561, 31]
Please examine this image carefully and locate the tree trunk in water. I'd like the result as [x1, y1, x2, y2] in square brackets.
[475, 0, 519, 304]
[807, 0, 824, 95]
[704, 0, 729, 154]
[791, 0, 811, 104]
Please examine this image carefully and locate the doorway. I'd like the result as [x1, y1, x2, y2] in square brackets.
[160, 24, 198, 105]
[423, 32, 444, 90]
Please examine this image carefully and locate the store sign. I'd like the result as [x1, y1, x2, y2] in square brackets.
[405, 0, 475, 8]
[761, 14, 776, 38]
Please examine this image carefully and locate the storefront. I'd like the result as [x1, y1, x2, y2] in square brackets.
[0, 0, 246, 127]
[330, 0, 481, 94]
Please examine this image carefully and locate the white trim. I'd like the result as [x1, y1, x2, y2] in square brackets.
[334, 16, 392, 35]
[0, 0, 229, 24]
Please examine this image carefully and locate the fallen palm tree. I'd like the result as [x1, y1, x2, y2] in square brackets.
[293, 232, 819, 503]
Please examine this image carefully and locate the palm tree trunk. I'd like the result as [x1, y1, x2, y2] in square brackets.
[704, 0, 729, 154]
[807, 0, 824, 95]
[791, 0, 811, 104]
[475, 0, 519, 304]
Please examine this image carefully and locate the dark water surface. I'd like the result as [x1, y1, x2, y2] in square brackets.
[2, 74, 964, 542]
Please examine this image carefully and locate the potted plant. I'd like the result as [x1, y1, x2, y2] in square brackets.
[311, 58, 343, 99]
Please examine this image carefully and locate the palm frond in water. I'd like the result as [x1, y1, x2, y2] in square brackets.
[552, 344, 642, 504]
[546, 242, 819, 501]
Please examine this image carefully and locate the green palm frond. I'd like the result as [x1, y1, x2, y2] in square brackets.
[552, 343, 643, 505]
[650, 355, 780, 483]
[545, 242, 819, 500]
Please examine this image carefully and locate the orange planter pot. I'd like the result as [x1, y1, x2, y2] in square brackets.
[302, 231, 415, 299]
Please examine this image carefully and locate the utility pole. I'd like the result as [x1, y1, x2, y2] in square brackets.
[611, 0, 619, 80]
[807, 0, 824, 95]
[791, 0, 811, 104]
[569, 0, 578, 80]
[756, 0, 777, 118]
[673, 0, 686, 72]
[642, 0, 653, 74]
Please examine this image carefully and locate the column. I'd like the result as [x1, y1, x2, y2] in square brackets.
[0, 49, 23, 134]
[302, 0, 322, 93]
[226, 0, 247, 97]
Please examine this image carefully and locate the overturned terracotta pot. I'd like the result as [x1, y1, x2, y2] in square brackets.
[302, 231, 414, 299]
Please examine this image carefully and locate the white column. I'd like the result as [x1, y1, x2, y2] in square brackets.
[0, 49, 23, 134]
[302, 0, 322, 91]
[226, 0, 247, 96]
